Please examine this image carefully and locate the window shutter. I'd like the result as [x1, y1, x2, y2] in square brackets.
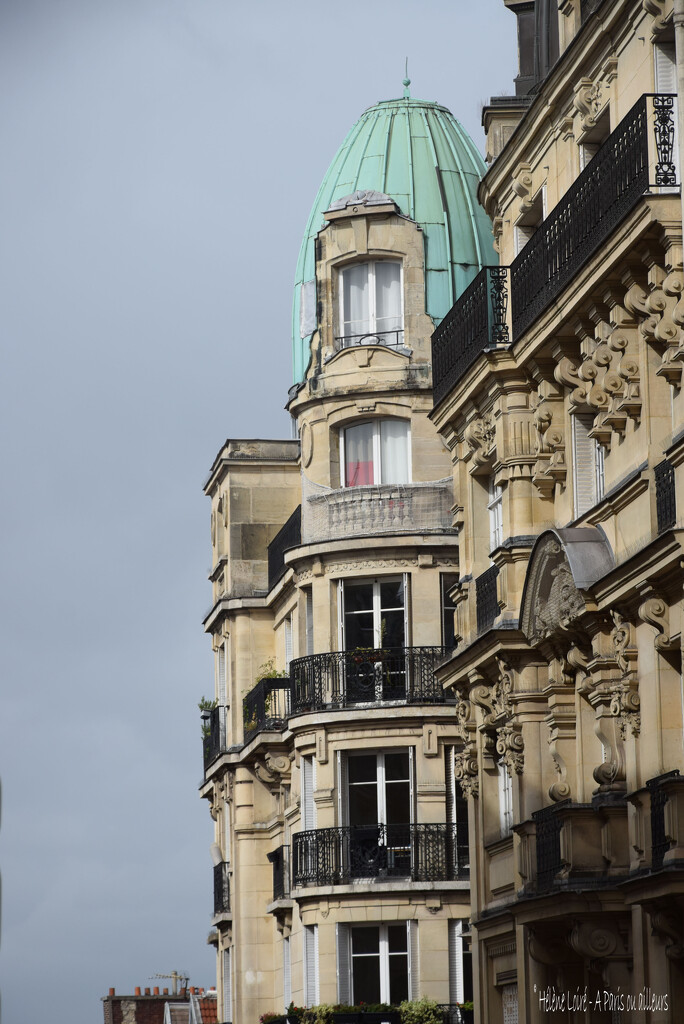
[445, 747, 456, 825]
[218, 644, 227, 705]
[306, 590, 314, 655]
[285, 616, 293, 670]
[337, 749, 349, 826]
[304, 925, 319, 1006]
[222, 947, 232, 1024]
[572, 413, 599, 517]
[223, 801, 231, 861]
[407, 921, 419, 1000]
[283, 936, 292, 1009]
[336, 924, 352, 1004]
[302, 756, 316, 830]
[448, 920, 464, 1004]
[402, 572, 411, 647]
[338, 580, 345, 651]
[655, 43, 677, 93]
[408, 747, 415, 823]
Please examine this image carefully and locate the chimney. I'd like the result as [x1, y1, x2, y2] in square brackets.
[135, 988, 141, 997]
[109, 989, 115, 996]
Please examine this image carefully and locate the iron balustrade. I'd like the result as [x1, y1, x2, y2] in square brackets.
[533, 804, 565, 893]
[267, 506, 301, 592]
[511, 93, 678, 343]
[432, 267, 510, 406]
[204, 705, 228, 769]
[290, 646, 454, 715]
[267, 845, 290, 901]
[655, 458, 676, 533]
[213, 861, 230, 914]
[243, 678, 291, 742]
[647, 770, 681, 869]
[335, 328, 405, 350]
[292, 822, 469, 887]
[475, 566, 500, 634]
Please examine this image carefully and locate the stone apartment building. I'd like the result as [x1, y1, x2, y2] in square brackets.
[199, 90, 492, 1023]
[429, 0, 684, 1021]
[200, 1, 684, 1022]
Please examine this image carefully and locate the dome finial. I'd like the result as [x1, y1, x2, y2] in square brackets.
[403, 57, 411, 98]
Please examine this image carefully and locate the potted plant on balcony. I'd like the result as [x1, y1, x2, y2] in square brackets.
[455, 1004, 473, 1024]
[398, 998, 443, 1024]
[198, 696, 217, 738]
[360, 1003, 400, 1024]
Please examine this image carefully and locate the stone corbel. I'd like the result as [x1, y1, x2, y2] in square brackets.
[454, 745, 479, 799]
[573, 77, 602, 133]
[639, 592, 678, 652]
[464, 414, 495, 468]
[642, 0, 670, 39]
[511, 162, 534, 211]
[496, 721, 524, 775]
[569, 920, 620, 960]
[650, 905, 684, 960]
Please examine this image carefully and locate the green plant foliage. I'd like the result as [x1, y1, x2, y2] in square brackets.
[257, 658, 290, 680]
[198, 696, 218, 738]
[398, 998, 443, 1024]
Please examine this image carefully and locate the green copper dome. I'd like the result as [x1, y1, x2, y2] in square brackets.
[292, 94, 493, 384]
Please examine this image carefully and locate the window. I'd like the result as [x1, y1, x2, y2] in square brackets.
[340, 577, 407, 651]
[304, 588, 314, 655]
[303, 924, 319, 1006]
[498, 761, 513, 838]
[338, 260, 403, 348]
[342, 419, 410, 487]
[283, 935, 292, 1009]
[572, 413, 605, 518]
[337, 922, 418, 1005]
[284, 615, 293, 670]
[445, 746, 469, 874]
[440, 573, 459, 648]
[488, 478, 503, 553]
[514, 186, 545, 254]
[301, 755, 317, 830]
[448, 920, 473, 1006]
[217, 642, 228, 705]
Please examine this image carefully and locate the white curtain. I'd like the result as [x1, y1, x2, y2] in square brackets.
[342, 263, 370, 336]
[380, 420, 409, 484]
[375, 262, 402, 332]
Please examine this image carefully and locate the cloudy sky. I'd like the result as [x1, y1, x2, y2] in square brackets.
[0, 2, 516, 1021]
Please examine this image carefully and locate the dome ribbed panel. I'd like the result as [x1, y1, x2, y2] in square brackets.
[292, 97, 493, 384]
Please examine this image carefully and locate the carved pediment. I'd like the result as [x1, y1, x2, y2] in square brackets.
[520, 528, 614, 644]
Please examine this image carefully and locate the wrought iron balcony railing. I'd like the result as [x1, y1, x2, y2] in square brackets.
[647, 770, 682, 870]
[533, 804, 564, 893]
[432, 266, 509, 406]
[432, 94, 678, 405]
[213, 861, 230, 915]
[290, 646, 454, 715]
[475, 566, 499, 634]
[335, 327, 405, 350]
[655, 458, 676, 534]
[204, 705, 228, 769]
[511, 93, 678, 343]
[301, 478, 455, 545]
[292, 822, 469, 887]
[267, 844, 290, 902]
[243, 678, 291, 743]
[268, 506, 301, 591]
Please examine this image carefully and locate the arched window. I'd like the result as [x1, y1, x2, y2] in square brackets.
[337, 260, 403, 348]
[341, 419, 410, 487]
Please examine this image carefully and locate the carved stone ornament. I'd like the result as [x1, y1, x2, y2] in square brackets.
[573, 77, 603, 132]
[569, 920, 620, 960]
[496, 721, 524, 775]
[254, 753, 295, 788]
[639, 592, 678, 652]
[651, 905, 684, 960]
[533, 561, 585, 640]
[463, 414, 496, 467]
[532, 389, 566, 496]
[454, 746, 479, 799]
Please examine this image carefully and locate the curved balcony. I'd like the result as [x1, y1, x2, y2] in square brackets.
[292, 822, 469, 888]
[301, 477, 455, 545]
[290, 646, 454, 715]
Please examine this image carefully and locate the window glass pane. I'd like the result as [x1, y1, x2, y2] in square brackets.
[352, 927, 380, 954]
[385, 752, 409, 781]
[343, 263, 370, 336]
[349, 755, 377, 784]
[375, 262, 402, 333]
[345, 422, 375, 486]
[380, 610, 404, 649]
[345, 582, 374, 613]
[345, 612, 374, 650]
[387, 924, 408, 953]
[388, 954, 409, 1004]
[379, 420, 409, 484]
[385, 781, 410, 825]
[352, 955, 381, 1004]
[380, 578, 404, 609]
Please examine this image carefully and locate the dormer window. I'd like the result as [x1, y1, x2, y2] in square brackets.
[337, 261, 403, 349]
[342, 419, 410, 487]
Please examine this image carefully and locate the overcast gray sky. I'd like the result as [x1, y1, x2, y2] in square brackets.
[0, 2, 516, 1021]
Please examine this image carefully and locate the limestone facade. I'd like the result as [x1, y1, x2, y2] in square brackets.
[430, 1, 684, 1021]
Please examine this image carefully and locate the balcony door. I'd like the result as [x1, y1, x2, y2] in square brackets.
[339, 750, 413, 877]
[339, 576, 408, 702]
[337, 921, 417, 1006]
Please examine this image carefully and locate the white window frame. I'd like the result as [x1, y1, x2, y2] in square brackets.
[222, 947, 232, 1024]
[448, 920, 465, 1005]
[284, 615, 293, 671]
[498, 761, 513, 838]
[301, 754, 317, 830]
[339, 922, 414, 1005]
[305, 589, 314, 656]
[338, 748, 414, 828]
[338, 259, 404, 346]
[283, 934, 292, 1009]
[340, 419, 411, 488]
[217, 641, 228, 706]
[488, 477, 503, 553]
[338, 575, 409, 651]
